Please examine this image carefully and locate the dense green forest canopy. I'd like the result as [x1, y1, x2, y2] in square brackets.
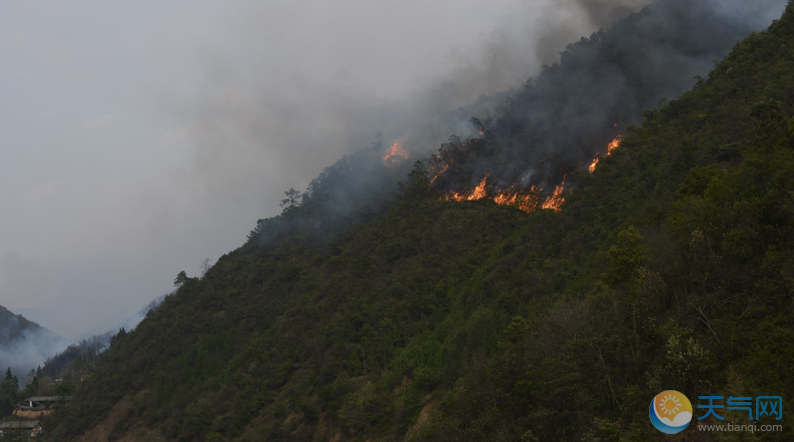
[42, 1, 794, 441]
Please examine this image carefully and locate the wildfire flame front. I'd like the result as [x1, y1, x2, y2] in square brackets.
[443, 175, 565, 213]
[589, 135, 622, 173]
[383, 138, 409, 168]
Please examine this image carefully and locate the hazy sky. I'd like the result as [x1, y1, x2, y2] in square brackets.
[0, 0, 657, 339]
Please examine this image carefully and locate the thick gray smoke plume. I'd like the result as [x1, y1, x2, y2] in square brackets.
[173, 0, 786, 244]
[168, 1, 652, 221]
[429, 0, 789, 193]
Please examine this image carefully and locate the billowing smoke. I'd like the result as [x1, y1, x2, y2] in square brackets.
[168, 1, 653, 230]
[572, 0, 652, 27]
[428, 0, 789, 195]
[170, 0, 786, 244]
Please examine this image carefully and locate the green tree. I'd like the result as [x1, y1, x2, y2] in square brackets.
[279, 187, 302, 212]
[1, 367, 19, 417]
[173, 270, 189, 288]
[605, 226, 645, 285]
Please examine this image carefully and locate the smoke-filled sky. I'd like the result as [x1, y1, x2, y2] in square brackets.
[0, 0, 784, 339]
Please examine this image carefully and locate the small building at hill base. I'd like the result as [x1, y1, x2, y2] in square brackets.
[0, 419, 42, 438]
[13, 396, 72, 419]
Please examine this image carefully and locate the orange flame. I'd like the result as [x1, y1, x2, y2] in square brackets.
[607, 135, 622, 153]
[429, 163, 450, 186]
[540, 175, 566, 211]
[443, 175, 564, 213]
[383, 138, 409, 168]
[492, 190, 539, 213]
[588, 158, 599, 173]
[448, 176, 488, 201]
[589, 135, 622, 173]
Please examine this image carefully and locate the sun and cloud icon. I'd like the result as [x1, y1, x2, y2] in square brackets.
[649, 390, 693, 434]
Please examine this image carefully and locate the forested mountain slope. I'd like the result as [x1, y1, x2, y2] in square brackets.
[47, 1, 794, 441]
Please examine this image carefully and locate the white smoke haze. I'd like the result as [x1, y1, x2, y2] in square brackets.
[0, 306, 67, 377]
[0, 333, 67, 379]
[0, 0, 786, 341]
